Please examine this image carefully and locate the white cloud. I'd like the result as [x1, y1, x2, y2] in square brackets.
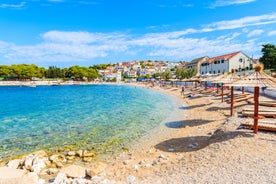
[42, 31, 98, 44]
[0, 29, 260, 64]
[210, 0, 255, 8]
[0, 2, 26, 8]
[268, 30, 276, 36]
[41, 31, 129, 45]
[1, 13, 274, 64]
[206, 13, 276, 30]
[247, 29, 264, 37]
[0, 31, 130, 63]
[138, 13, 276, 41]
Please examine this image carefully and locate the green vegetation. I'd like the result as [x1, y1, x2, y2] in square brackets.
[90, 63, 114, 70]
[152, 72, 172, 80]
[0, 64, 45, 80]
[0, 64, 98, 81]
[260, 43, 276, 71]
[175, 67, 197, 79]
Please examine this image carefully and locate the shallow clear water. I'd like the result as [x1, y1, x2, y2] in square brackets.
[0, 84, 178, 159]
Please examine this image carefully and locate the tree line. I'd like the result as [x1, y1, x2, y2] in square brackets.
[0, 64, 98, 81]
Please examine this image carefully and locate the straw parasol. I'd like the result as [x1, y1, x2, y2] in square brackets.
[213, 70, 240, 102]
[182, 76, 201, 88]
[210, 74, 227, 94]
[228, 64, 276, 134]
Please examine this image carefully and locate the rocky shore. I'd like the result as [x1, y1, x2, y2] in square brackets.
[0, 83, 275, 184]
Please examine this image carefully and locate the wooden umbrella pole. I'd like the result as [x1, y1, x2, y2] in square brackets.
[254, 86, 259, 134]
[217, 83, 219, 94]
[230, 86, 234, 116]
[221, 83, 224, 102]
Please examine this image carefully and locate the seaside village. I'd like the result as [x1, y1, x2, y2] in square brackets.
[0, 50, 276, 184]
[98, 51, 260, 83]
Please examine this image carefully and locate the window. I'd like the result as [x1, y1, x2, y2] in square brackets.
[218, 70, 220, 73]
[214, 61, 217, 64]
[218, 60, 220, 64]
[221, 59, 224, 63]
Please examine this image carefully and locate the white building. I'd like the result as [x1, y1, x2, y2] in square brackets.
[99, 70, 121, 82]
[186, 56, 209, 74]
[200, 51, 252, 75]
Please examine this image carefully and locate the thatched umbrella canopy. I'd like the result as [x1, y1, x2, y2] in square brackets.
[228, 64, 276, 134]
[212, 71, 240, 102]
[182, 76, 201, 88]
[209, 74, 227, 93]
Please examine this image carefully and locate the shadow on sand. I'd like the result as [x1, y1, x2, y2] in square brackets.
[206, 103, 247, 112]
[180, 103, 213, 110]
[170, 89, 179, 91]
[155, 130, 253, 153]
[165, 119, 213, 129]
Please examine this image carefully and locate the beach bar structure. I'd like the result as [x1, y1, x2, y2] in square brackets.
[227, 65, 276, 134]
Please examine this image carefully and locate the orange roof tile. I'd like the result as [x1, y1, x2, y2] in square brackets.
[208, 51, 240, 63]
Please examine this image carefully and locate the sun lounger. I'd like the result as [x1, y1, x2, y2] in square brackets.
[242, 110, 276, 118]
[247, 100, 276, 107]
[201, 89, 216, 94]
[215, 91, 230, 97]
[189, 87, 204, 92]
[242, 118, 276, 132]
[242, 106, 276, 112]
[226, 95, 253, 104]
[224, 94, 248, 101]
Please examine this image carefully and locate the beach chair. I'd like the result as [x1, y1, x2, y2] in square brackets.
[247, 100, 276, 107]
[242, 118, 276, 132]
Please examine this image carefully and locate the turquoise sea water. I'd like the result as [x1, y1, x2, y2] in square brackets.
[0, 84, 178, 159]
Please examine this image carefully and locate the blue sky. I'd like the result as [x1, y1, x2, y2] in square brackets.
[0, 0, 276, 67]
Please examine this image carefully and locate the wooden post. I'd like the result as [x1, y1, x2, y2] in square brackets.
[254, 86, 259, 134]
[242, 87, 245, 94]
[230, 86, 234, 116]
[217, 83, 219, 94]
[221, 83, 224, 102]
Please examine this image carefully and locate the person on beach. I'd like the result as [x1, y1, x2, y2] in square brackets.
[261, 86, 267, 95]
[181, 86, 185, 96]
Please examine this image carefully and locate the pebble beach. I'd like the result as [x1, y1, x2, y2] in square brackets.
[0, 82, 275, 184]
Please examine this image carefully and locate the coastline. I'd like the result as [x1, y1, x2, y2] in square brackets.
[0, 82, 275, 183]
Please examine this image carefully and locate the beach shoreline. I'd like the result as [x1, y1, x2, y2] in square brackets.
[0, 82, 275, 184]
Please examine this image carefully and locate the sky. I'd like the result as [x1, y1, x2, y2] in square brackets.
[0, 0, 276, 67]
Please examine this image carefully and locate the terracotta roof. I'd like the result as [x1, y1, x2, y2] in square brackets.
[208, 51, 240, 63]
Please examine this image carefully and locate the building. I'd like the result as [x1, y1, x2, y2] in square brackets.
[98, 70, 121, 82]
[125, 70, 137, 78]
[186, 56, 209, 74]
[104, 72, 121, 82]
[200, 51, 252, 75]
[140, 66, 156, 76]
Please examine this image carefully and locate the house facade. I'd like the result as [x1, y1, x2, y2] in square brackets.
[104, 72, 121, 82]
[200, 51, 252, 75]
[186, 56, 209, 74]
[98, 70, 121, 82]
